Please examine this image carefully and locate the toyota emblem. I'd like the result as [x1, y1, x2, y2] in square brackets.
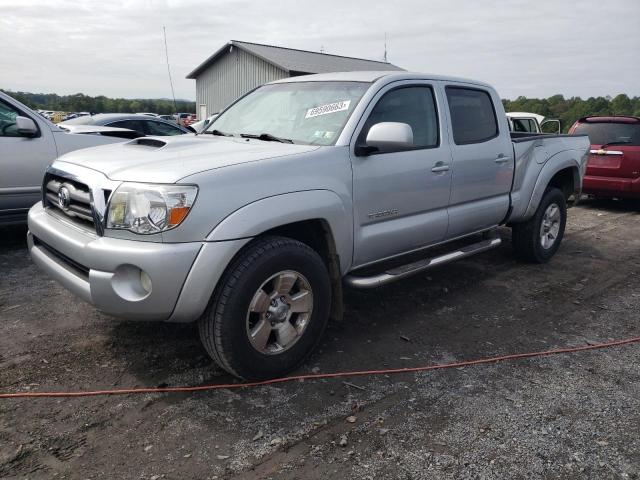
[58, 186, 71, 209]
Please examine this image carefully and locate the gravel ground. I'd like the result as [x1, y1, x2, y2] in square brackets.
[1, 198, 639, 479]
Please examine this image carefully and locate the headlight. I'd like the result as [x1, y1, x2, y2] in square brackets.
[106, 183, 198, 234]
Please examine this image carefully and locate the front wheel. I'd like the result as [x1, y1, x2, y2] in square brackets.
[199, 236, 331, 380]
[512, 187, 567, 263]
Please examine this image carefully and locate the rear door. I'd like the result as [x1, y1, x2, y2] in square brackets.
[443, 84, 514, 238]
[350, 81, 452, 267]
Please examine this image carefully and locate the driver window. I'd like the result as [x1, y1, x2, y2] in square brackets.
[359, 86, 439, 149]
[0, 100, 21, 137]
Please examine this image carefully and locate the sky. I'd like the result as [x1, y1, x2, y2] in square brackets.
[1, 0, 639, 101]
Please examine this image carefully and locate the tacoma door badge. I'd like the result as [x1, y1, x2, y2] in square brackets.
[367, 208, 399, 220]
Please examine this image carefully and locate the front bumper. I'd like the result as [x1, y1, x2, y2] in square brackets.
[28, 203, 248, 322]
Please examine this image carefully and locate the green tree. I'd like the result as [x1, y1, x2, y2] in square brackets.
[0, 89, 195, 116]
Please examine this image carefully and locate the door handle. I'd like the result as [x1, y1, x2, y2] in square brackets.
[431, 163, 450, 173]
[494, 154, 511, 164]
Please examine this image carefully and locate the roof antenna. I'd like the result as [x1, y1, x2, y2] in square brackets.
[383, 32, 388, 62]
[320, 45, 325, 54]
[163, 26, 178, 116]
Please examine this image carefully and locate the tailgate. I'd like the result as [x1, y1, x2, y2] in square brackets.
[587, 145, 640, 179]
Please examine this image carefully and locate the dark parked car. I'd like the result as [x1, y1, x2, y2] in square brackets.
[569, 116, 640, 199]
[60, 113, 191, 136]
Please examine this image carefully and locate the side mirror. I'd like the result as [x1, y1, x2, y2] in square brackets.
[540, 119, 561, 134]
[356, 122, 414, 156]
[16, 116, 38, 137]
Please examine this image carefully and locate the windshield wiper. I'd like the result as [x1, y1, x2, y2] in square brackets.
[239, 132, 293, 144]
[204, 129, 233, 137]
[599, 140, 631, 149]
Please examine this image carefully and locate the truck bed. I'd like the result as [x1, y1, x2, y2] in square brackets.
[507, 132, 591, 223]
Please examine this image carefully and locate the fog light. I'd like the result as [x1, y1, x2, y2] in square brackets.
[140, 270, 152, 294]
[111, 264, 152, 302]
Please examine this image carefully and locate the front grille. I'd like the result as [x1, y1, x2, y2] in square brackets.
[43, 173, 111, 233]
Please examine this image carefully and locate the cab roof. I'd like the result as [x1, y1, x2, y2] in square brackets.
[270, 71, 494, 89]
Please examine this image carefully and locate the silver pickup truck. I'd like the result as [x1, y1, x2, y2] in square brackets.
[27, 71, 590, 379]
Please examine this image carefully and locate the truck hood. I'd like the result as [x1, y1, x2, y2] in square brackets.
[55, 134, 320, 183]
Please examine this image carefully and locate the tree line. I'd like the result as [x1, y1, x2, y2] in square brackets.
[3, 89, 639, 130]
[2, 90, 196, 115]
[502, 94, 639, 132]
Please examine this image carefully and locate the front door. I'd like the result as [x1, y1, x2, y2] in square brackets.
[0, 98, 57, 220]
[350, 82, 452, 267]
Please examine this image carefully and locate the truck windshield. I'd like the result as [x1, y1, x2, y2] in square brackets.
[205, 81, 370, 145]
[573, 122, 640, 146]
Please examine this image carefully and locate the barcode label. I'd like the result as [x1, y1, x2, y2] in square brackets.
[305, 100, 351, 119]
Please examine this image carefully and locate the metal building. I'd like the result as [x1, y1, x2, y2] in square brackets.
[186, 40, 404, 120]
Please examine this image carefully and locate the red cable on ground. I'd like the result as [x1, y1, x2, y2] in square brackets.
[1, 336, 639, 399]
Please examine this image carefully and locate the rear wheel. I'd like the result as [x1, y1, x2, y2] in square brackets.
[512, 187, 567, 263]
[199, 236, 331, 380]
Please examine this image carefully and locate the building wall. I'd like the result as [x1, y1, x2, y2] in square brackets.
[195, 47, 288, 117]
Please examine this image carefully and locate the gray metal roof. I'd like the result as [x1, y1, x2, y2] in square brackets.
[186, 40, 404, 79]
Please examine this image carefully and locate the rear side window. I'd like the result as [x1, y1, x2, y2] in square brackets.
[446, 87, 498, 144]
[573, 122, 640, 146]
[512, 118, 537, 133]
[359, 86, 439, 149]
[108, 120, 146, 134]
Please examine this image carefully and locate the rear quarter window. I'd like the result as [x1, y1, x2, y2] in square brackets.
[446, 87, 498, 145]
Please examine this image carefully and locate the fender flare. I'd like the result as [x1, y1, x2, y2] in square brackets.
[206, 190, 353, 273]
[522, 154, 581, 220]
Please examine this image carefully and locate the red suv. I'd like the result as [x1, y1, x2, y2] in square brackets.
[569, 116, 640, 199]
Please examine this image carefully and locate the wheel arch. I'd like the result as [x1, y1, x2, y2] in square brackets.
[522, 158, 581, 221]
[206, 191, 352, 323]
[207, 190, 352, 271]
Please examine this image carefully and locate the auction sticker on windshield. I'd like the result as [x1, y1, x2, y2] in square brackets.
[305, 100, 351, 119]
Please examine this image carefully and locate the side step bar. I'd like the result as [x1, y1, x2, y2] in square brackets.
[344, 237, 502, 289]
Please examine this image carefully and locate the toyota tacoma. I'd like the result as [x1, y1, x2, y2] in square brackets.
[27, 71, 590, 379]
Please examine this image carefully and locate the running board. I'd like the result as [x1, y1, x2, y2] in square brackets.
[344, 237, 502, 289]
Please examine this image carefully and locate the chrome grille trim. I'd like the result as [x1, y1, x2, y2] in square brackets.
[44, 178, 94, 223]
[41, 163, 120, 236]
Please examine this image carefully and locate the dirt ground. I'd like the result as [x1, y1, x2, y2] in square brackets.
[1, 198, 639, 480]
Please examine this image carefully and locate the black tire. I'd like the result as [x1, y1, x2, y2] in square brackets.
[199, 236, 331, 380]
[512, 187, 567, 263]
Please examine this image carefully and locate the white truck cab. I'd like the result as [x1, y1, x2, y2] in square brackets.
[507, 112, 561, 134]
